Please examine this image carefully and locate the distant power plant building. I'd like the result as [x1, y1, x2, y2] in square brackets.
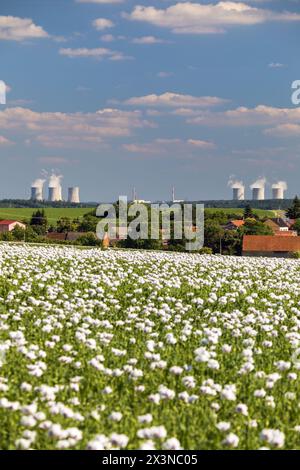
[68, 187, 80, 204]
[30, 178, 45, 201]
[250, 178, 266, 201]
[272, 181, 287, 200]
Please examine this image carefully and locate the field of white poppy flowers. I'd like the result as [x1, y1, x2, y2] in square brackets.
[1, 244, 300, 450]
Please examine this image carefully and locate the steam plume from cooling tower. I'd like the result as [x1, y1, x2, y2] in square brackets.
[228, 176, 245, 200]
[272, 181, 287, 200]
[48, 172, 63, 202]
[31, 178, 45, 201]
[250, 177, 266, 200]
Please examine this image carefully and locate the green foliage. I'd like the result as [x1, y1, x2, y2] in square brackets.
[78, 215, 98, 233]
[241, 218, 273, 236]
[243, 204, 255, 220]
[30, 209, 48, 234]
[75, 232, 102, 247]
[286, 197, 300, 219]
[56, 217, 79, 233]
[291, 219, 300, 235]
[11, 225, 25, 241]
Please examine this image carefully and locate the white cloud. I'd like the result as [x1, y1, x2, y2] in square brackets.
[264, 123, 300, 137]
[124, 92, 228, 107]
[0, 135, 13, 145]
[132, 36, 169, 44]
[187, 105, 300, 127]
[157, 71, 174, 78]
[76, 0, 124, 4]
[187, 139, 215, 149]
[268, 62, 285, 68]
[101, 34, 115, 42]
[0, 16, 49, 41]
[125, 2, 300, 34]
[59, 47, 131, 61]
[0, 107, 153, 149]
[123, 137, 215, 154]
[38, 156, 71, 165]
[92, 18, 114, 31]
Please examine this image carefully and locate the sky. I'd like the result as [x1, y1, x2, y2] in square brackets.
[0, 0, 300, 202]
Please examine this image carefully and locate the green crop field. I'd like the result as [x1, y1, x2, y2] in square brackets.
[0, 207, 278, 226]
[0, 208, 93, 224]
[205, 208, 277, 218]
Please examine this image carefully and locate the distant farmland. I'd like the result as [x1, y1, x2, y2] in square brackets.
[0, 206, 277, 226]
[205, 208, 277, 218]
[0, 208, 93, 224]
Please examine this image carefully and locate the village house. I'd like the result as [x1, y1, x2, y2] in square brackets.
[224, 220, 245, 230]
[0, 220, 26, 233]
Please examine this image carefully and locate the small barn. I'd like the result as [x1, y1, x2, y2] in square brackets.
[0, 220, 26, 233]
[243, 235, 300, 258]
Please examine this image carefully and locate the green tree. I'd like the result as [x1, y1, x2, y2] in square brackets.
[56, 217, 79, 233]
[76, 232, 101, 247]
[78, 215, 98, 232]
[291, 219, 300, 235]
[241, 218, 273, 235]
[30, 209, 48, 234]
[243, 204, 254, 219]
[0, 231, 14, 241]
[286, 196, 300, 219]
[222, 231, 243, 256]
[204, 221, 224, 254]
[11, 225, 26, 241]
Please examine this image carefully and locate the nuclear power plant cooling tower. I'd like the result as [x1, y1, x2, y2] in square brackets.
[252, 187, 265, 201]
[31, 186, 43, 201]
[48, 186, 62, 202]
[68, 187, 80, 204]
[272, 188, 284, 200]
[232, 187, 245, 201]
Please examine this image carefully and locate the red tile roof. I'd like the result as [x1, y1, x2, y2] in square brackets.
[243, 235, 300, 252]
[274, 231, 297, 237]
[231, 220, 244, 227]
[0, 220, 21, 225]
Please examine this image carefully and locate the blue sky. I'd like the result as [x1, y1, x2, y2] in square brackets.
[0, 0, 300, 201]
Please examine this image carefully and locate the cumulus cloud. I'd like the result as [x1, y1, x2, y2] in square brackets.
[101, 34, 126, 42]
[0, 16, 49, 41]
[76, 0, 124, 3]
[187, 105, 300, 128]
[0, 135, 14, 145]
[132, 36, 169, 44]
[268, 62, 285, 68]
[264, 123, 300, 137]
[123, 137, 215, 154]
[0, 107, 153, 149]
[124, 92, 228, 107]
[59, 47, 132, 61]
[157, 71, 174, 78]
[92, 18, 115, 31]
[125, 2, 300, 34]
